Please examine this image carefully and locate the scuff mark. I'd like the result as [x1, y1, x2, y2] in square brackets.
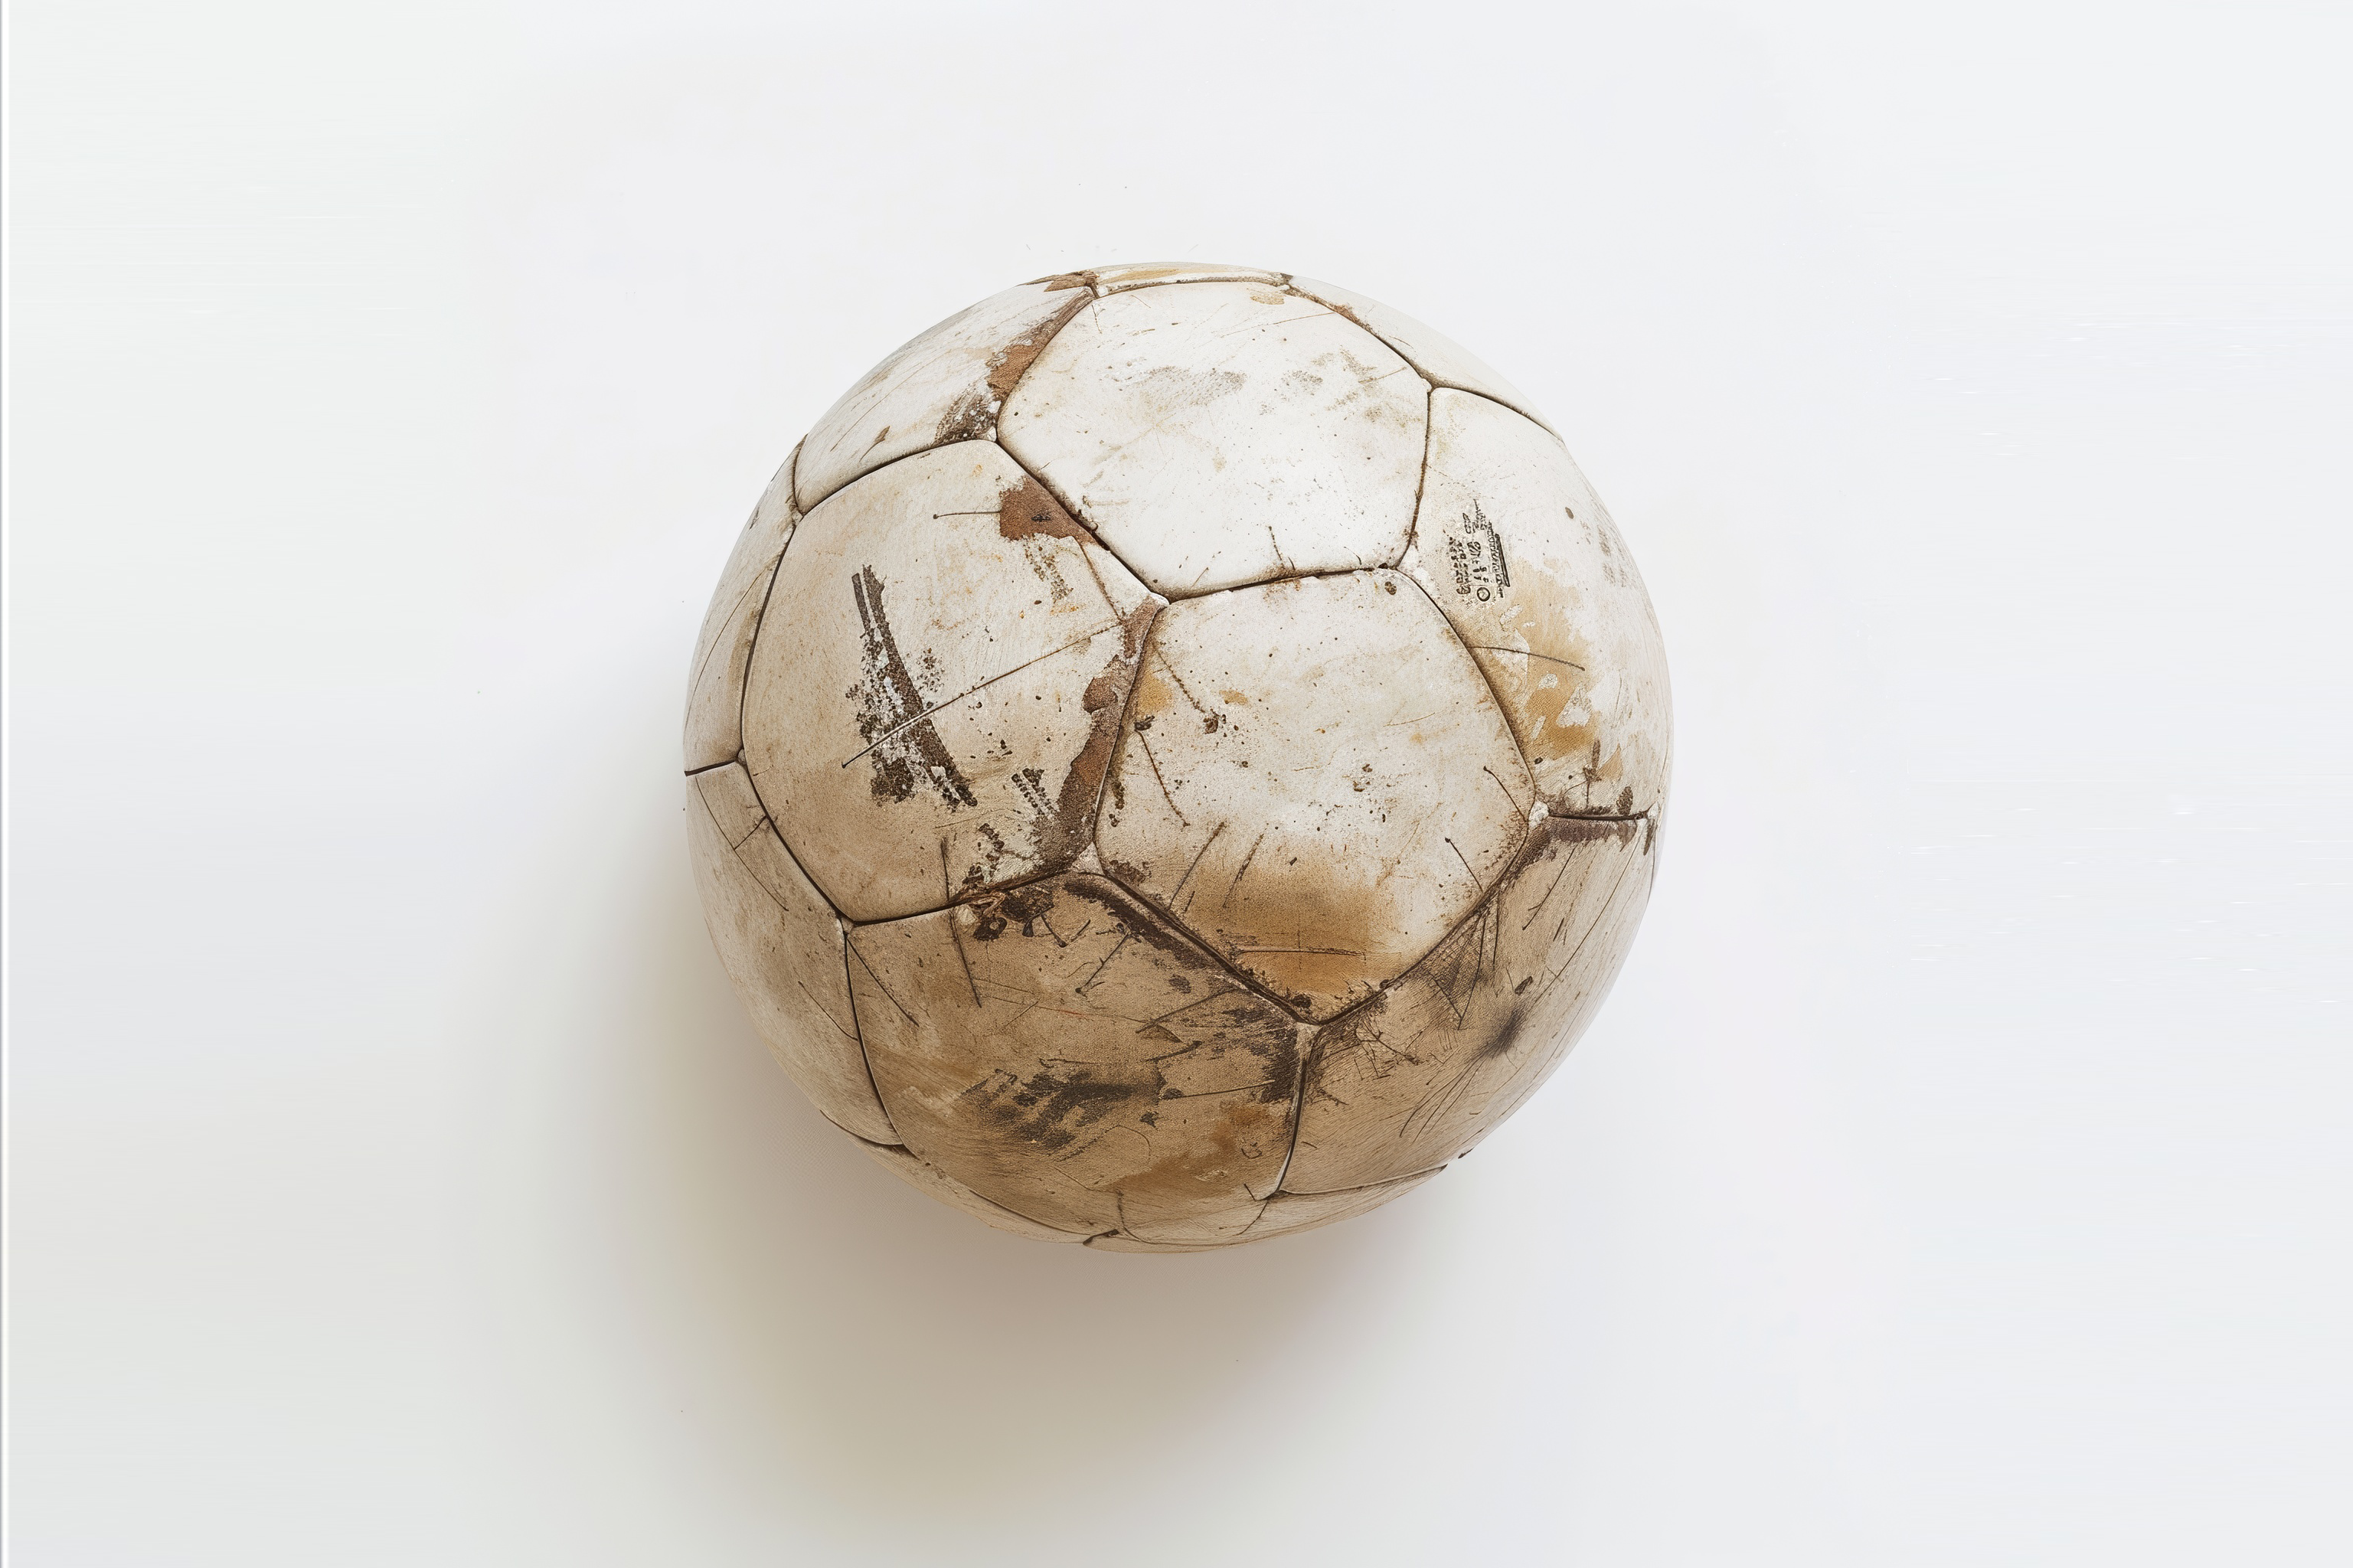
[847, 566, 976, 811]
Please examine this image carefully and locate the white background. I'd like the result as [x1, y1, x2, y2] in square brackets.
[10, 2, 2348, 1561]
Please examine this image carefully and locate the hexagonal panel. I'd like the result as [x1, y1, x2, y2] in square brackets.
[1400, 390, 1672, 815]
[845, 875, 1303, 1245]
[1282, 813, 1656, 1194]
[1287, 276, 1552, 432]
[794, 279, 1093, 512]
[686, 763, 897, 1145]
[743, 442, 1159, 923]
[998, 282, 1429, 596]
[1095, 570, 1535, 1021]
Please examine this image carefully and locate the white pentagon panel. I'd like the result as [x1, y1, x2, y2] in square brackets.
[681, 455, 799, 769]
[793, 279, 1092, 512]
[998, 282, 1429, 596]
[1283, 814, 1656, 1193]
[845, 876, 1304, 1246]
[1402, 390, 1672, 815]
[855, 1138, 1092, 1242]
[687, 764, 897, 1145]
[1287, 275, 1551, 431]
[743, 443, 1159, 923]
[1095, 570, 1535, 1021]
[1085, 260, 1289, 294]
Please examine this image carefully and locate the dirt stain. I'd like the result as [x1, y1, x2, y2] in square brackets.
[993, 471, 1093, 545]
[1026, 602, 1158, 874]
[933, 289, 1095, 445]
[950, 877, 1302, 1174]
[988, 289, 1091, 402]
[1138, 364, 1247, 411]
[956, 1057, 1155, 1154]
[848, 565, 976, 810]
[1302, 289, 1371, 333]
[1435, 521, 1616, 794]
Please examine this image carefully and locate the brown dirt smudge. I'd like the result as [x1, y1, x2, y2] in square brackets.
[933, 287, 1093, 444]
[987, 289, 1091, 403]
[1024, 603, 1159, 874]
[994, 471, 1093, 545]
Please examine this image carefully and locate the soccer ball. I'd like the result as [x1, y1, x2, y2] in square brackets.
[684, 263, 1670, 1252]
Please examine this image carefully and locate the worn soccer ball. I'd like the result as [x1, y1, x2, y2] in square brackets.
[684, 263, 1669, 1251]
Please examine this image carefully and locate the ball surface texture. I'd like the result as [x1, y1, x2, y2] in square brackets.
[685, 263, 1670, 1251]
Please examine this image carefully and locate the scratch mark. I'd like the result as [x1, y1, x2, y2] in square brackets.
[1265, 521, 1293, 577]
[1136, 728, 1188, 825]
[1469, 645, 1584, 671]
[1160, 1080, 1286, 1100]
[1138, 989, 1241, 1032]
[1220, 312, 1333, 336]
[796, 979, 860, 1041]
[1076, 929, 1132, 995]
[1402, 1063, 1481, 1142]
[685, 566, 776, 700]
[947, 916, 983, 1008]
[1170, 822, 1227, 911]
[842, 621, 1113, 769]
[1155, 648, 1211, 718]
[1521, 851, 1580, 931]
[1227, 830, 1267, 901]
[847, 942, 917, 1027]
[1523, 848, 1644, 1002]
